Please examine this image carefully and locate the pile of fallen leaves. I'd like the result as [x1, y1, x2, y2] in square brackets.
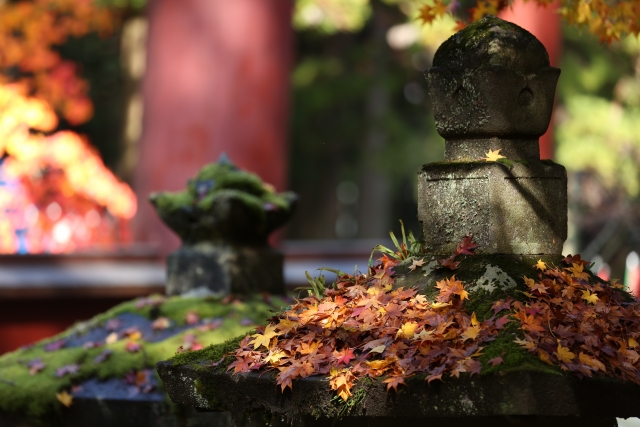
[510, 255, 640, 383]
[229, 250, 509, 401]
[228, 237, 640, 401]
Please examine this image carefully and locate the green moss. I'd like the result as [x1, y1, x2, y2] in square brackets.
[189, 163, 266, 197]
[150, 158, 296, 244]
[149, 191, 194, 212]
[0, 294, 287, 422]
[478, 322, 560, 376]
[197, 189, 266, 226]
[169, 335, 247, 370]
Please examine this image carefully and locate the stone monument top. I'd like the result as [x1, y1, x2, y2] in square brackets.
[426, 15, 560, 161]
[420, 16, 566, 255]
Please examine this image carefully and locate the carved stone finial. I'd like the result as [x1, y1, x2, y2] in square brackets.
[425, 16, 560, 161]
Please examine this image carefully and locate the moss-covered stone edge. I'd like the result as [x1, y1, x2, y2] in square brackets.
[0, 294, 289, 423]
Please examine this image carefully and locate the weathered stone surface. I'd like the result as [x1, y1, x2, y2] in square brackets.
[417, 161, 567, 255]
[157, 361, 636, 422]
[432, 16, 549, 75]
[426, 16, 560, 141]
[1, 399, 235, 427]
[166, 243, 284, 295]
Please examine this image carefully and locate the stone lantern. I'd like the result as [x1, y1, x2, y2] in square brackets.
[156, 17, 640, 427]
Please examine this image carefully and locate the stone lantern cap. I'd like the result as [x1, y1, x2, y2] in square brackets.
[426, 16, 560, 161]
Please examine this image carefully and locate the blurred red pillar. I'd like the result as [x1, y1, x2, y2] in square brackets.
[134, 0, 293, 253]
[500, 0, 561, 160]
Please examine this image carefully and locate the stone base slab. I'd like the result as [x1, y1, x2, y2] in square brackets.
[417, 160, 567, 255]
[157, 361, 638, 423]
[166, 243, 284, 295]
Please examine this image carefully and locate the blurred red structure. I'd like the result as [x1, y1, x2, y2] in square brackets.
[500, 0, 561, 160]
[134, 0, 294, 254]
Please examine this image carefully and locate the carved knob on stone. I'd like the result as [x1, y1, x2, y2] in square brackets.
[425, 16, 560, 161]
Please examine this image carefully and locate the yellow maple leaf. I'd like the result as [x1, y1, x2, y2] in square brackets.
[277, 318, 299, 335]
[329, 368, 355, 401]
[56, 390, 73, 407]
[366, 357, 396, 371]
[514, 337, 536, 350]
[581, 289, 599, 305]
[471, 312, 479, 326]
[250, 324, 279, 350]
[483, 148, 506, 162]
[555, 344, 576, 363]
[523, 276, 536, 289]
[629, 337, 638, 348]
[568, 263, 590, 281]
[535, 259, 547, 271]
[396, 321, 419, 339]
[538, 349, 554, 365]
[578, 352, 606, 372]
[462, 325, 481, 341]
[265, 349, 287, 364]
[610, 278, 624, 289]
[431, 301, 451, 309]
[408, 257, 426, 271]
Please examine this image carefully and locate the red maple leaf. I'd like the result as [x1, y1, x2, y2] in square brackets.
[562, 254, 589, 267]
[488, 356, 503, 367]
[333, 348, 356, 366]
[438, 255, 460, 270]
[455, 235, 477, 255]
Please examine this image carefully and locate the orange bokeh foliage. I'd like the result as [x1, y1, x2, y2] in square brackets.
[0, 82, 136, 254]
[0, 0, 116, 125]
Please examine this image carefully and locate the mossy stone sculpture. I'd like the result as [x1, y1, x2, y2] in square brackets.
[150, 154, 297, 296]
[156, 17, 640, 427]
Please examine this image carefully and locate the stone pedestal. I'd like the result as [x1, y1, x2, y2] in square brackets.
[418, 160, 566, 255]
[167, 243, 284, 295]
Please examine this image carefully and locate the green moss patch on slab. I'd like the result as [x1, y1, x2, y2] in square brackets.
[0, 294, 289, 423]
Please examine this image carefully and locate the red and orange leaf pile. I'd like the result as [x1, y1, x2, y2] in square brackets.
[511, 255, 640, 383]
[229, 255, 510, 401]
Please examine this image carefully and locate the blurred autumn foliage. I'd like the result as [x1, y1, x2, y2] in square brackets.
[0, 0, 136, 253]
[417, 0, 640, 43]
[0, 0, 116, 125]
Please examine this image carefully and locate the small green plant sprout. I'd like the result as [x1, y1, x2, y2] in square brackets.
[294, 271, 328, 298]
[369, 220, 425, 266]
